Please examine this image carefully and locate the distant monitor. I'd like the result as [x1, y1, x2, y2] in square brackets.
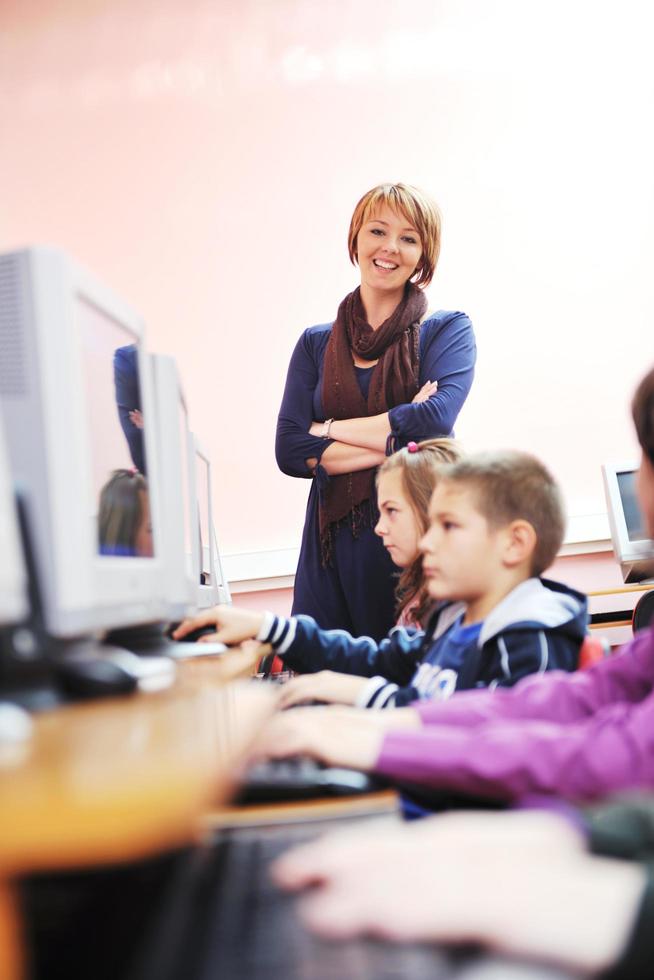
[0, 411, 28, 626]
[191, 436, 220, 608]
[0, 246, 169, 638]
[147, 353, 196, 615]
[188, 436, 230, 608]
[602, 462, 654, 583]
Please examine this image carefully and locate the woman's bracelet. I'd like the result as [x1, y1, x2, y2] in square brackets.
[322, 418, 334, 439]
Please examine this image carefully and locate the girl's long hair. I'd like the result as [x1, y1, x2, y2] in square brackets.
[377, 438, 463, 627]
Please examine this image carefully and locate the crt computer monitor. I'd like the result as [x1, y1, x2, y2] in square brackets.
[602, 462, 654, 583]
[190, 435, 230, 608]
[0, 246, 171, 639]
[147, 353, 197, 615]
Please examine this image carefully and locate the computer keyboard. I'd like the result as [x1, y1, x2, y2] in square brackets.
[234, 756, 387, 805]
[176, 822, 470, 980]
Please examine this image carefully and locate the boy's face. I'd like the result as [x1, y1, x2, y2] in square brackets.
[419, 481, 507, 604]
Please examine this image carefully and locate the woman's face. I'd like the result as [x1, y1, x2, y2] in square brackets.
[356, 205, 422, 296]
[375, 469, 422, 568]
[636, 451, 654, 539]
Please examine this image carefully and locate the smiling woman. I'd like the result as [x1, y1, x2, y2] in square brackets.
[275, 183, 476, 641]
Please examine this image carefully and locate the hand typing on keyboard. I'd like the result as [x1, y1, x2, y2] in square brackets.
[250, 705, 390, 771]
[269, 808, 633, 977]
[276, 670, 369, 709]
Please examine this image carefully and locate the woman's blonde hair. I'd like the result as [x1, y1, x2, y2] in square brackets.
[377, 438, 463, 626]
[348, 183, 442, 288]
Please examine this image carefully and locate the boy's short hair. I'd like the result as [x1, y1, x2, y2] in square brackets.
[439, 450, 565, 576]
[347, 183, 441, 288]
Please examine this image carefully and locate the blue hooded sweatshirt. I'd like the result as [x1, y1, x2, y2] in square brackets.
[256, 577, 588, 707]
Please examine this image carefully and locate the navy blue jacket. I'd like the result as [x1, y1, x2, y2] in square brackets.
[257, 577, 588, 707]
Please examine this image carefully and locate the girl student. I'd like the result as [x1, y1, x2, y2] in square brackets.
[376, 438, 463, 629]
[272, 437, 463, 706]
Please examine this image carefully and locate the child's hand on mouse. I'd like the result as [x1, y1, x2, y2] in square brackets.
[276, 670, 369, 710]
[172, 606, 265, 645]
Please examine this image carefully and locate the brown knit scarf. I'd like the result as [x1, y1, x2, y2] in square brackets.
[319, 282, 427, 563]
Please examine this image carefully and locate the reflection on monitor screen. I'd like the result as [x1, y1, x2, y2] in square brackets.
[77, 306, 155, 560]
[617, 471, 646, 543]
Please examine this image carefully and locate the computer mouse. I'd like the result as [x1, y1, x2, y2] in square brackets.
[55, 653, 139, 699]
[172, 624, 220, 644]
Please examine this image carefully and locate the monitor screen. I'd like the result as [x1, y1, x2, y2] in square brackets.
[616, 470, 647, 543]
[603, 461, 654, 583]
[77, 302, 154, 560]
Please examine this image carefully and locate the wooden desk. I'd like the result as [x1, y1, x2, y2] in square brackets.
[0, 649, 273, 980]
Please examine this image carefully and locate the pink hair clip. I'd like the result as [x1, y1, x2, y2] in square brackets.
[407, 441, 419, 453]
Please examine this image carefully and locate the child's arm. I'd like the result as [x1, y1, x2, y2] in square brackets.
[414, 627, 654, 729]
[374, 692, 654, 802]
[257, 615, 426, 679]
[173, 606, 423, 678]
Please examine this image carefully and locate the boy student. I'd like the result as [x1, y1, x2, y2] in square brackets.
[239, 366, 654, 811]
[175, 450, 586, 708]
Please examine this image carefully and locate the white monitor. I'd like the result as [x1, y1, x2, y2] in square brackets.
[189, 436, 230, 608]
[602, 462, 654, 583]
[147, 353, 197, 615]
[191, 436, 220, 609]
[0, 246, 170, 638]
[0, 410, 28, 626]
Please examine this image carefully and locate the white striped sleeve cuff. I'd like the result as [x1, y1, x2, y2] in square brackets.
[356, 676, 400, 709]
[255, 613, 297, 655]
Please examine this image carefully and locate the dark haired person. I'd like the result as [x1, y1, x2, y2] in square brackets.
[275, 183, 476, 641]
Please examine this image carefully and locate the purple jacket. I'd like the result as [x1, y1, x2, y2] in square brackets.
[376, 624, 654, 802]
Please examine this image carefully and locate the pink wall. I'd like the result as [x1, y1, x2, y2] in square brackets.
[1, 0, 651, 577]
[234, 551, 633, 618]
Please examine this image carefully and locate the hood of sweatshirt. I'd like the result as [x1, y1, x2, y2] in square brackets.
[428, 577, 588, 647]
[479, 577, 588, 646]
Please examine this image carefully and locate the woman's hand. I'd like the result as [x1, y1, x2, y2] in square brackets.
[412, 380, 438, 404]
[277, 671, 368, 709]
[172, 605, 265, 645]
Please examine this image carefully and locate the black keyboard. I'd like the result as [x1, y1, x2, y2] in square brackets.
[234, 756, 387, 805]
[174, 821, 473, 980]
